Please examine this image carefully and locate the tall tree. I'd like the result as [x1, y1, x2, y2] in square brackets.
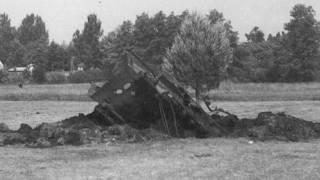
[147, 11, 168, 64]
[245, 26, 265, 43]
[267, 34, 273, 41]
[72, 14, 103, 69]
[133, 13, 157, 63]
[17, 14, 48, 46]
[284, 4, 320, 81]
[167, 12, 233, 101]
[0, 13, 16, 65]
[0, 13, 15, 42]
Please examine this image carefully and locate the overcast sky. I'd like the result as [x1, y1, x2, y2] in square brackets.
[1, 0, 320, 43]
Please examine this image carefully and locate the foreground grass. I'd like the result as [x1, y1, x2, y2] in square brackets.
[2, 82, 320, 101]
[1, 138, 320, 180]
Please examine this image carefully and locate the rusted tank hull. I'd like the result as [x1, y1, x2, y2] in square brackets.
[88, 51, 222, 137]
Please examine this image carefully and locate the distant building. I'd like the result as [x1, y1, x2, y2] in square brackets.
[8, 67, 27, 73]
[8, 64, 34, 73]
[0, 61, 3, 71]
[27, 64, 35, 73]
[77, 63, 85, 71]
[7, 64, 34, 81]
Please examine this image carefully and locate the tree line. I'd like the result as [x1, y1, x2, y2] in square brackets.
[0, 3, 319, 84]
[230, 4, 320, 82]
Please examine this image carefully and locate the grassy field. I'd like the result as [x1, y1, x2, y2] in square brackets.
[1, 82, 320, 101]
[210, 81, 320, 101]
[0, 83, 92, 101]
[1, 138, 320, 180]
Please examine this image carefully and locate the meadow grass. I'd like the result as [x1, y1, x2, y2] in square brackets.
[0, 83, 92, 101]
[1, 81, 320, 101]
[1, 138, 320, 180]
[210, 81, 320, 101]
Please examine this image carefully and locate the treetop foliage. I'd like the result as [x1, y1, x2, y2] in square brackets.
[245, 26, 265, 43]
[71, 14, 104, 69]
[18, 14, 48, 46]
[207, 9, 239, 48]
[283, 4, 320, 81]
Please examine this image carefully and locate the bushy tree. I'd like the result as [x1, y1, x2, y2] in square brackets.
[0, 69, 8, 83]
[0, 13, 16, 65]
[167, 12, 233, 101]
[17, 14, 48, 46]
[284, 4, 320, 81]
[71, 14, 103, 69]
[228, 41, 278, 82]
[32, 65, 46, 83]
[14, 14, 50, 71]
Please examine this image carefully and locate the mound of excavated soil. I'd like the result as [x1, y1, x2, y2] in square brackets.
[0, 113, 169, 148]
[1, 111, 320, 148]
[213, 112, 320, 141]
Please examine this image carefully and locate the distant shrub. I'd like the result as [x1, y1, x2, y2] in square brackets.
[22, 69, 31, 80]
[0, 70, 8, 83]
[46, 71, 67, 84]
[7, 74, 24, 83]
[68, 71, 90, 83]
[68, 69, 105, 83]
[32, 66, 47, 83]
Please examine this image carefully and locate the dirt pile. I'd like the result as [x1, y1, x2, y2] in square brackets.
[1, 111, 320, 147]
[213, 112, 320, 141]
[0, 113, 169, 148]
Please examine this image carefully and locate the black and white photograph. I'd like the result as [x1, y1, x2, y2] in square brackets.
[0, 0, 320, 179]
